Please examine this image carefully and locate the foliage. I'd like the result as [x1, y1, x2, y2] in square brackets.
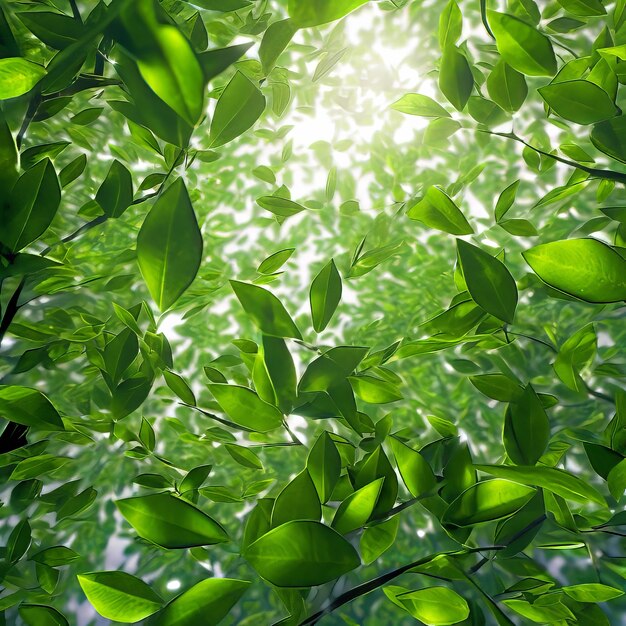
[1, 0, 626, 624]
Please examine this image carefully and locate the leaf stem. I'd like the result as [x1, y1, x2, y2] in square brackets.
[68, 0, 81, 20]
[477, 129, 626, 184]
[179, 402, 256, 432]
[505, 330, 557, 353]
[16, 95, 41, 149]
[283, 419, 304, 445]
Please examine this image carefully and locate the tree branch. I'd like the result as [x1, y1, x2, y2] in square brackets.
[0, 277, 26, 346]
[298, 547, 502, 625]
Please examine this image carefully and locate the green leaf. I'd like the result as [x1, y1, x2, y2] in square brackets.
[19, 604, 68, 626]
[469, 373, 523, 402]
[96, 160, 134, 218]
[243, 520, 360, 587]
[0, 159, 61, 253]
[488, 11, 556, 76]
[115, 493, 228, 548]
[349, 375, 403, 404]
[313, 49, 347, 83]
[390, 586, 470, 625]
[57, 486, 97, 520]
[554, 323, 596, 393]
[494, 180, 520, 222]
[111, 376, 152, 420]
[427, 414, 458, 437]
[423, 117, 461, 146]
[163, 370, 196, 405]
[112, 51, 193, 147]
[310, 259, 342, 332]
[137, 178, 203, 311]
[467, 95, 509, 127]
[198, 42, 253, 82]
[117, 1, 205, 125]
[495, 491, 545, 557]
[179, 465, 213, 493]
[230, 280, 302, 339]
[438, 46, 473, 111]
[439, 0, 462, 49]
[152, 578, 250, 626]
[0, 110, 17, 187]
[499, 218, 538, 237]
[225, 443, 264, 470]
[18, 12, 83, 50]
[258, 248, 295, 274]
[349, 240, 405, 277]
[21, 141, 68, 169]
[591, 116, 626, 163]
[31, 547, 79, 567]
[539, 80, 619, 125]
[287, 0, 369, 27]
[443, 479, 536, 526]
[307, 431, 341, 503]
[456, 239, 518, 324]
[390, 438, 437, 498]
[557, 0, 606, 17]
[259, 19, 298, 75]
[332, 477, 384, 534]
[299, 346, 368, 392]
[562, 583, 624, 602]
[0, 386, 64, 430]
[208, 383, 284, 432]
[71, 107, 104, 125]
[487, 61, 527, 112]
[208, 72, 265, 148]
[522, 238, 626, 303]
[475, 464, 606, 506]
[360, 516, 399, 564]
[252, 165, 276, 184]
[353, 446, 398, 516]
[9, 455, 70, 481]
[407, 186, 473, 235]
[59, 153, 87, 187]
[7, 518, 30, 562]
[272, 470, 321, 526]
[503, 598, 574, 623]
[390, 93, 450, 118]
[608, 458, 626, 501]
[0, 57, 46, 99]
[503, 385, 550, 465]
[254, 335, 297, 413]
[191, 0, 251, 11]
[257, 195, 307, 218]
[77, 571, 163, 622]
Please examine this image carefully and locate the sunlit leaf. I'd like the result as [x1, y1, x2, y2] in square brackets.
[243, 520, 360, 587]
[137, 178, 203, 311]
[116, 493, 229, 548]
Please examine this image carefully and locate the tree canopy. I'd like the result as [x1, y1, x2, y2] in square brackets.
[1, 0, 626, 624]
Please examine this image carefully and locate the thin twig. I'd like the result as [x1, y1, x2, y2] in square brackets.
[16, 95, 41, 149]
[477, 129, 626, 184]
[283, 419, 304, 445]
[0, 277, 26, 347]
[506, 330, 557, 353]
[68, 0, 81, 20]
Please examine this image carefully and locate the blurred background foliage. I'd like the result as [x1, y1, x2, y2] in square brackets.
[1, 0, 626, 624]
